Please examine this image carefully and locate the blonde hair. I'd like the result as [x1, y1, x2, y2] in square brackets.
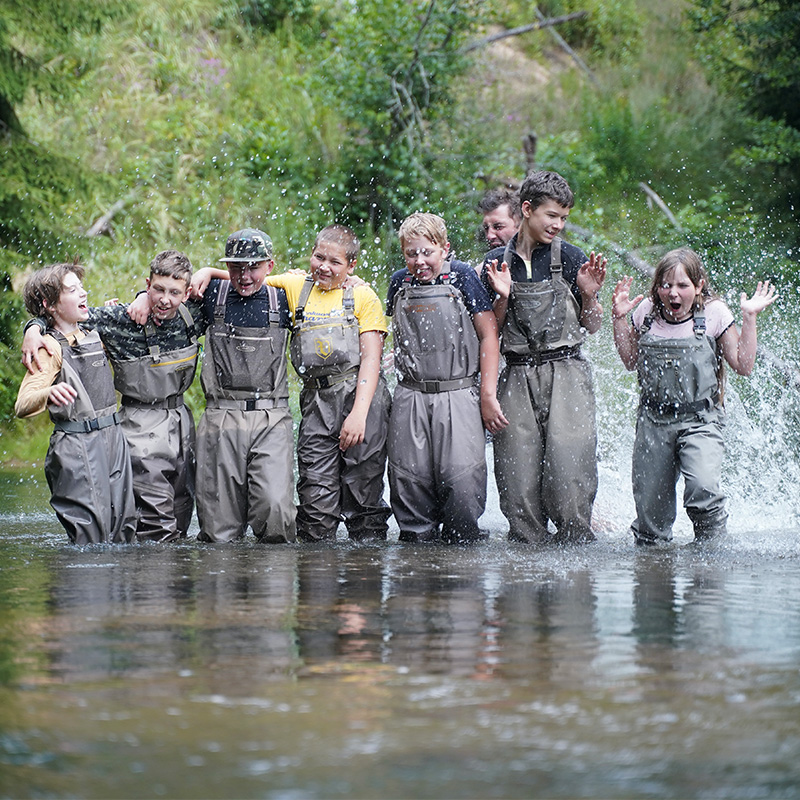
[398, 212, 448, 249]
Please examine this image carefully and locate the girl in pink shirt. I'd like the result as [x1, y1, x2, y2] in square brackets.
[611, 247, 776, 546]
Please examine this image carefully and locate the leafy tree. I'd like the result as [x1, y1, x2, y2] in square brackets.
[690, 0, 800, 239]
[314, 0, 481, 230]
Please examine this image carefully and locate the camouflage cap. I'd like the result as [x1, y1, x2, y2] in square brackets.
[220, 228, 273, 262]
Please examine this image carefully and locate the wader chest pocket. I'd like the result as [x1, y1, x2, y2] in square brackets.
[214, 331, 278, 391]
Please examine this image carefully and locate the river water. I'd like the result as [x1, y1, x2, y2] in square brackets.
[2, 426, 800, 799]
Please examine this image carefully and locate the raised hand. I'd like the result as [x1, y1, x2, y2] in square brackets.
[485, 258, 511, 298]
[612, 276, 644, 320]
[740, 280, 777, 317]
[577, 251, 607, 297]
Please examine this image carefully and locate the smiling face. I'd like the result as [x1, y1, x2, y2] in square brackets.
[656, 263, 703, 322]
[482, 204, 519, 248]
[147, 274, 190, 322]
[224, 259, 273, 297]
[47, 270, 88, 332]
[309, 240, 354, 291]
[521, 199, 570, 246]
[402, 235, 449, 284]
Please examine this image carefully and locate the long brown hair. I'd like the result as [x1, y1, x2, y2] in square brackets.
[649, 248, 714, 315]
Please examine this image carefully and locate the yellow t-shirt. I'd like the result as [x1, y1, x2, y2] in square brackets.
[266, 272, 388, 335]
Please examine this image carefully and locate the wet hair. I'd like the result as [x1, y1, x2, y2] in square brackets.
[477, 188, 521, 222]
[314, 224, 360, 263]
[649, 247, 714, 313]
[519, 170, 574, 211]
[398, 212, 448, 249]
[149, 250, 193, 285]
[23, 260, 85, 323]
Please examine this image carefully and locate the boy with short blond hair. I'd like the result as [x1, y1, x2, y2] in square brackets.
[16, 261, 136, 544]
[23, 250, 201, 542]
[386, 212, 507, 543]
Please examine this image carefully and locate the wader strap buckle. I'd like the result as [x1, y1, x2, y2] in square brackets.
[54, 412, 120, 433]
[399, 375, 475, 393]
[208, 397, 287, 411]
[642, 391, 720, 417]
[122, 394, 184, 410]
[505, 345, 582, 366]
[305, 368, 359, 390]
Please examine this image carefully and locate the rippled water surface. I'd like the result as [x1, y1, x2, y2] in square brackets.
[1, 466, 799, 799]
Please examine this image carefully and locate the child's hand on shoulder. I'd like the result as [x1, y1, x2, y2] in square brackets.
[741, 280, 777, 317]
[612, 275, 644, 321]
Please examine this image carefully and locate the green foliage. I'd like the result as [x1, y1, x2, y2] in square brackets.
[690, 0, 800, 241]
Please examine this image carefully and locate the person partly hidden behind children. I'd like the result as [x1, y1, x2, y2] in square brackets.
[191, 224, 392, 543]
[16, 261, 137, 544]
[22, 251, 200, 543]
[612, 247, 777, 546]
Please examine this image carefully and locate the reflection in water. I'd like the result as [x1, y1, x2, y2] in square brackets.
[1, 469, 800, 798]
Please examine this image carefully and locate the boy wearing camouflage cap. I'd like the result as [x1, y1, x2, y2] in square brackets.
[129, 229, 296, 543]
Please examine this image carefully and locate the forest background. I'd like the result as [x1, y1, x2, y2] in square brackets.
[1, 0, 799, 463]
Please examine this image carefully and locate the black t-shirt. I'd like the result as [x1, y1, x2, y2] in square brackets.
[198, 279, 292, 330]
[386, 259, 493, 317]
[481, 235, 588, 306]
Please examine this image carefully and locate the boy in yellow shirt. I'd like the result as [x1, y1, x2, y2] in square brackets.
[194, 225, 391, 541]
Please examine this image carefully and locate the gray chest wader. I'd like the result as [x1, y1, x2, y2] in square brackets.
[388, 272, 486, 543]
[195, 281, 296, 543]
[200, 280, 289, 409]
[113, 305, 199, 541]
[291, 279, 390, 541]
[637, 311, 721, 423]
[46, 329, 135, 544]
[290, 276, 361, 388]
[392, 271, 479, 391]
[114, 304, 199, 407]
[631, 311, 727, 544]
[493, 237, 597, 543]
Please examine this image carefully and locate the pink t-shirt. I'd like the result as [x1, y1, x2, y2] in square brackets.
[632, 297, 734, 340]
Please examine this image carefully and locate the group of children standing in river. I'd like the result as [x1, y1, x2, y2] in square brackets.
[16, 170, 777, 548]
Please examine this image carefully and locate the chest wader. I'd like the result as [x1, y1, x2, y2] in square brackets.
[291, 277, 390, 541]
[493, 237, 598, 544]
[113, 305, 199, 541]
[631, 312, 727, 545]
[45, 329, 135, 544]
[196, 281, 295, 543]
[388, 274, 487, 543]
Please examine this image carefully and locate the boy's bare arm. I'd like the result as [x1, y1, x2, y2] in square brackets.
[473, 310, 508, 434]
[190, 267, 230, 299]
[339, 330, 383, 451]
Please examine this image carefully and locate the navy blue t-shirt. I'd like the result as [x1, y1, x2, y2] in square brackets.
[386, 259, 493, 317]
[196, 278, 292, 331]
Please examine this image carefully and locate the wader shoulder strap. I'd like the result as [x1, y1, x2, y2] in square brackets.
[266, 284, 281, 326]
[343, 286, 355, 320]
[550, 237, 563, 276]
[294, 276, 315, 323]
[693, 310, 706, 338]
[214, 280, 231, 322]
[178, 303, 198, 343]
